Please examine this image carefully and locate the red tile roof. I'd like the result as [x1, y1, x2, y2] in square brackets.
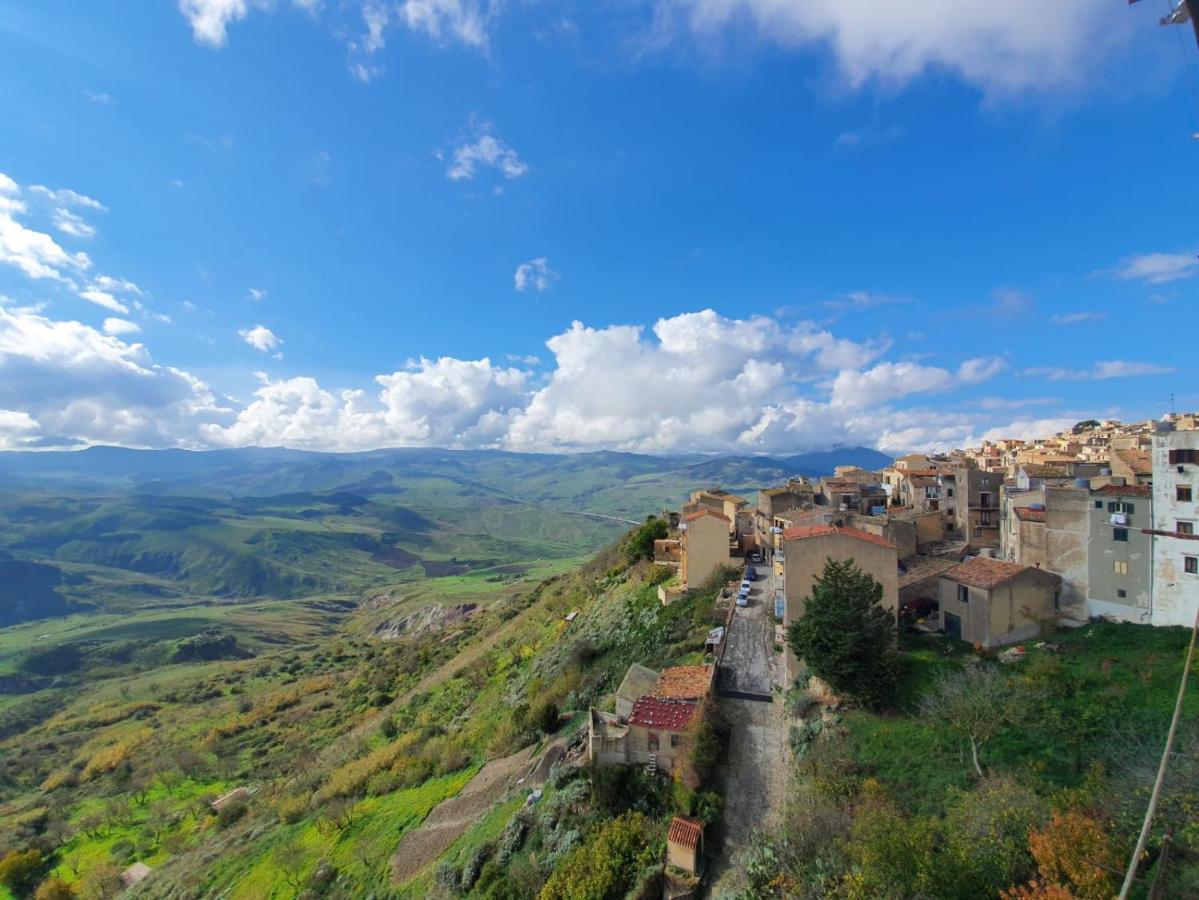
[656, 665, 713, 700]
[668, 817, 704, 849]
[628, 697, 697, 731]
[1093, 483, 1151, 497]
[943, 556, 1036, 590]
[684, 509, 730, 524]
[1013, 507, 1046, 522]
[781, 523, 895, 549]
[901, 469, 940, 478]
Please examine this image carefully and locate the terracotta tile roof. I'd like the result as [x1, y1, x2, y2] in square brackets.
[823, 480, 863, 489]
[1115, 448, 1153, 475]
[1013, 507, 1046, 522]
[943, 556, 1034, 590]
[668, 816, 703, 849]
[628, 696, 697, 731]
[781, 523, 895, 549]
[1093, 483, 1152, 497]
[656, 665, 713, 700]
[901, 469, 940, 478]
[684, 509, 730, 524]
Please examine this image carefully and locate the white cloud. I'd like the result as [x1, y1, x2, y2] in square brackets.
[447, 126, 528, 181]
[653, 0, 1133, 97]
[0, 174, 93, 283]
[83, 89, 114, 105]
[514, 258, 558, 293]
[78, 290, 130, 315]
[52, 208, 96, 239]
[29, 185, 106, 211]
[247, 287, 268, 301]
[91, 274, 144, 296]
[398, 0, 489, 46]
[102, 317, 142, 336]
[1115, 251, 1198, 285]
[1022, 360, 1174, 381]
[178, 0, 251, 48]
[0, 307, 228, 449]
[829, 357, 1004, 409]
[1051, 311, 1106, 325]
[239, 324, 282, 353]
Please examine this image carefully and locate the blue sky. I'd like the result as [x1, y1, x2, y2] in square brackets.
[0, 0, 1195, 454]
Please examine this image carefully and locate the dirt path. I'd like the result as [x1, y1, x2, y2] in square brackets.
[709, 571, 790, 895]
[390, 739, 566, 884]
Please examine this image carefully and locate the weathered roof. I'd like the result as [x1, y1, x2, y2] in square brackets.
[656, 665, 713, 700]
[943, 556, 1037, 590]
[1114, 448, 1153, 475]
[684, 509, 730, 524]
[1013, 507, 1046, 522]
[1093, 483, 1152, 497]
[122, 863, 152, 886]
[668, 816, 704, 849]
[901, 469, 940, 478]
[628, 696, 697, 731]
[781, 523, 895, 549]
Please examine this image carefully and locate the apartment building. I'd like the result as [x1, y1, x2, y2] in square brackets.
[1150, 428, 1199, 627]
[1087, 484, 1153, 623]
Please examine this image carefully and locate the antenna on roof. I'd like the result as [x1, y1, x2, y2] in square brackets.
[1161, 393, 1177, 416]
[1131, 0, 1199, 134]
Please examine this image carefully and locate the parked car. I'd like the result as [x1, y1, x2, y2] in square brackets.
[748, 552, 762, 563]
[746, 566, 757, 581]
[740, 579, 752, 593]
[736, 590, 749, 607]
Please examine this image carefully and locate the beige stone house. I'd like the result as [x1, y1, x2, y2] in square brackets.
[938, 557, 1061, 647]
[680, 508, 732, 588]
[777, 524, 899, 681]
[667, 816, 704, 875]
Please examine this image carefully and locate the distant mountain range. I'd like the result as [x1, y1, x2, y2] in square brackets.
[0, 445, 893, 499]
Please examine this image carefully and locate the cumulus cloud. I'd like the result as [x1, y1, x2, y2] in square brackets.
[829, 357, 1004, 409]
[446, 126, 528, 181]
[514, 258, 558, 293]
[239, 324, 282, 353]
[102, 317, 141, 336]
[1022, 360, 1174, 381]
[178, 0, 252, 48]
[52, 208, 97, 239]
[652, 0, 1133, 97]
[0, 307, 228, 449]
[1115, 251, 1198, 284]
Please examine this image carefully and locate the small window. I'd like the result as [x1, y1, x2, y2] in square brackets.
[958, 584, 970, 604]
[1113, 528, 1129, 542]
[1185, 556, 1198, 575]
[973, 528, 982, 538]
[1117, 589, 1127, 599]
[1114, 560, 1129, 575]
[1179, 486, 1194, 503]
[1094, 500, 1103, 509]
[1107, 502, 1118, 513]
[670, 734, 680, 748]
[1178, 521, 1195, 536]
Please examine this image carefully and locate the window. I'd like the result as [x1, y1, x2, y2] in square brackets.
[973, 527, 982, 538]
[1114, 560, 1129, 575]
[1094, 500, 1103, 509]
[1179, 485, 1194, 503]
[1117, 589, 1127, 599]
[1178, 521, 1195, 536]
[947, 488, 955, 498]
[1169, 449, 1199, 465]
[958, 584, 970, 604]
[1113, 528, 1129, 542]
[1107, 502, 1118, 513]
[1109, 501, 1135, 514]
[980, 492, 992, 508]
[670, 734, 680, 748]
[1186, 556, 1198, 576]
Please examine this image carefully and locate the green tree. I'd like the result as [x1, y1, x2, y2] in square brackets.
[622, 517, 669, 564]
[787, 558, 898, 709]
[539, 812, 661, 900]
[34, 878, 77, 900]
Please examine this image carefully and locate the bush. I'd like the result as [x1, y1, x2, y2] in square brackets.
[276, 794, 309, 824]
[34, 877, 76, 900]
[461, 842, 494, 891]
[0, 849, 46, 896]
[539, 812, 662, 900]
[216, 798, 247, 829]
[622, 518, 669, 564]
[532, 700, 560, 735]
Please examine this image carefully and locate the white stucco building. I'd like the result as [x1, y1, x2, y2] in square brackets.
[1150, 427, 1199, 627]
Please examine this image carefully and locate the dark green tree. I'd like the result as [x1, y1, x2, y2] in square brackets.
[622, 517, 669, 564]
[787, 558, 897, 709]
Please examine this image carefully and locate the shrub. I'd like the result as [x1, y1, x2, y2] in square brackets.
[0, 849, 46, 896]
[532, 700, 560, 735]
[539, 812, 662, 900]
[622, 518, 669, 564]
[34, 877, 76, 900]
[276, 794, 309, 824]
[461, 842, 494, 891]
[216, 797, 247, 829]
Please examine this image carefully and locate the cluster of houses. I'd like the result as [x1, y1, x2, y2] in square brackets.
[651, 414, 1199, 656]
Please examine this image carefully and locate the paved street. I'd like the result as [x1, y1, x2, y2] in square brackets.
[709, 561, 790, 895]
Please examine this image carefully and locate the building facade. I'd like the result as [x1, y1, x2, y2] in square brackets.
[1151, 429, 1199, 627]
[1087, 484, 1153, 623]
[938, 557, 1062, 648]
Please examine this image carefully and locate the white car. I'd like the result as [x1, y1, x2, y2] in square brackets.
[736, 590, 749, 607]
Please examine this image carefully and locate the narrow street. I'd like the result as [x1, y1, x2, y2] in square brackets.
[709, 562, 790, 896]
